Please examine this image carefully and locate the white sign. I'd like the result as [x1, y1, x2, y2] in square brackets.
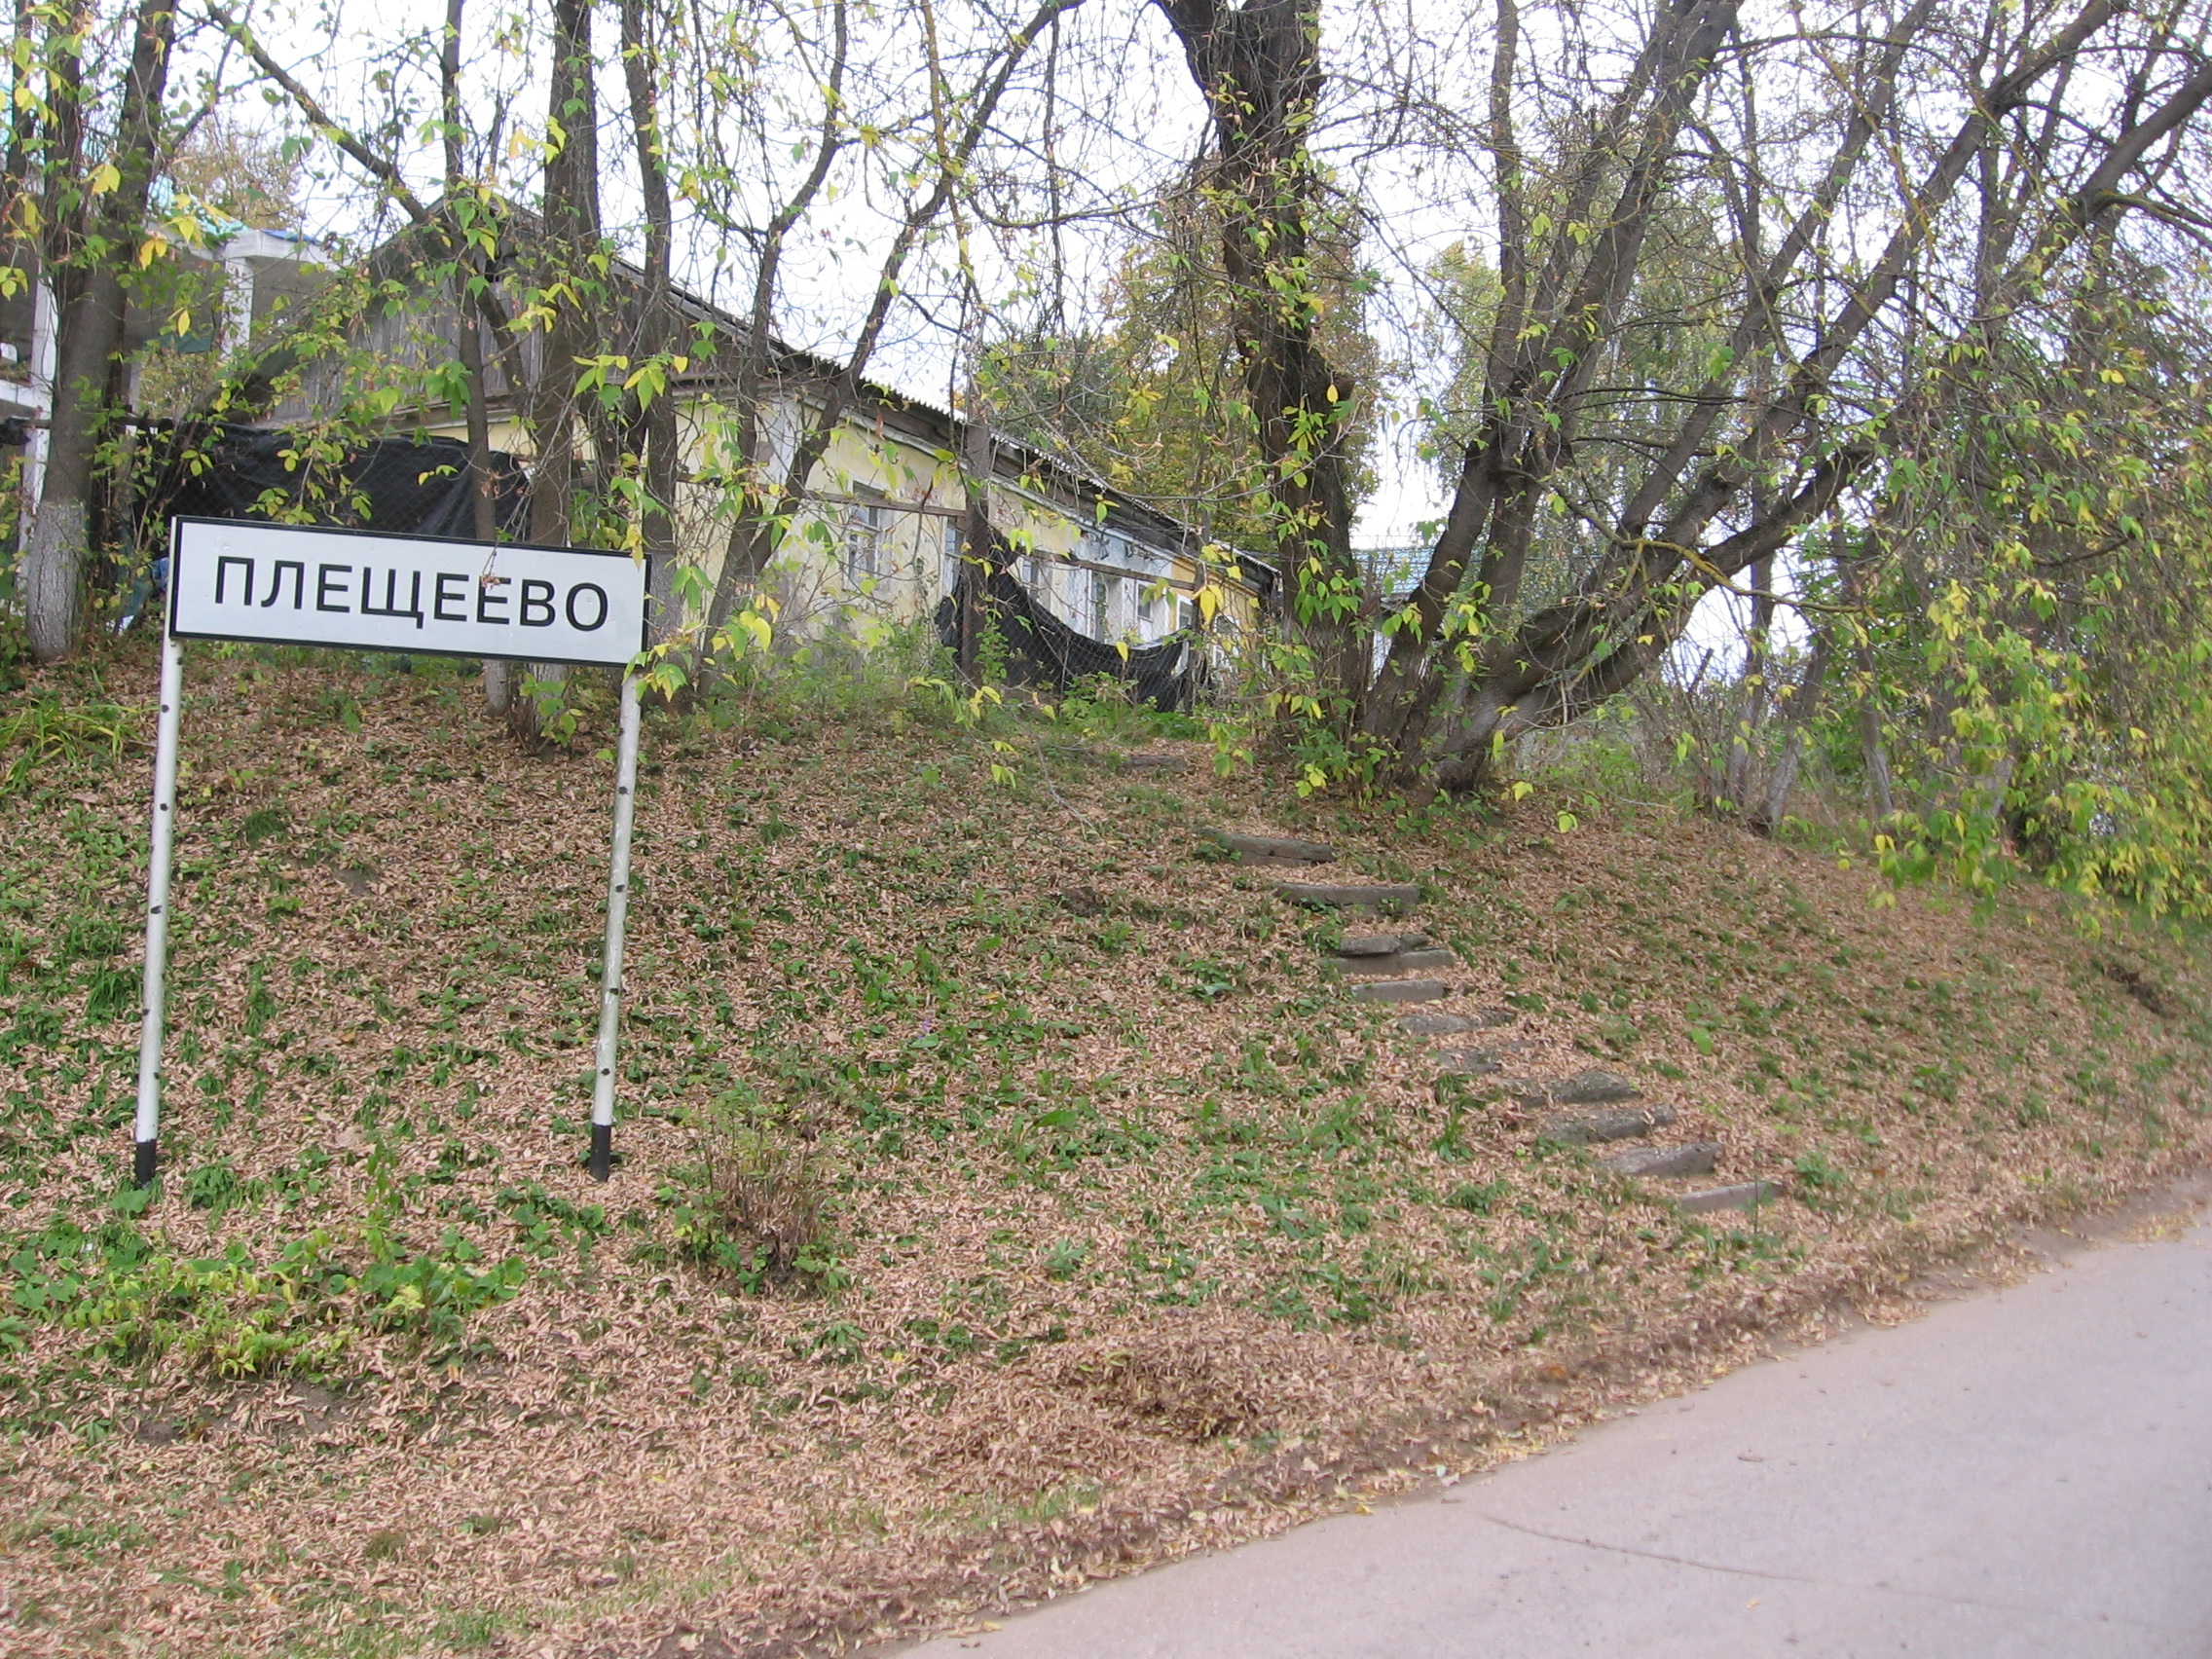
[168, 516, 649, 668]
[134, 515, 652, 1190]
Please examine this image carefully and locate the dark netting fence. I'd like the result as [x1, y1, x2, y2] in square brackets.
[935, 554, 1202, 712]
[139, 425, 530, 541]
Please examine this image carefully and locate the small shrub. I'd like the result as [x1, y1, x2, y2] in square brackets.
[4, 1215, 523, 1382]
[673, 1128, 841, 1294]
[83, 966, 137, 1023]
[1791, 1148, 1847, 1195]
[185, 1161, 243, 1211]
[0, 696, 134, 793]
[1444, 1179, 1510, 1214]
[1043, 1238, 1089, 1280]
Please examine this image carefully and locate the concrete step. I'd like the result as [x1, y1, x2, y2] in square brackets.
[1401, 1007, 1516, 1038]
[1338, 930, 1430, 956]
[1677, 1180, 1781, 1215]
[1339, 947, 1456, 978]
[1510, 1067, 1641, 1110]
[1276, 880, 1421, 911]
[1536, 1102, 1678, 1145]
[1055, 744, 1188, 774]
[1432, 1041, 1537, 1082]
[1601, 1141, 1720, 1180]
[1348, 977, 1451, 1005]
[1203, 829, 1337, 866]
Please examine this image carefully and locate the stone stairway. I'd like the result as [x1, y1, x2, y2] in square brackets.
[1503, 1066, 1774, 1214]
[1205, 826, 1781, 1219]
[1201, 829, 1341, 867]
[1201, 825, 1448, 1004]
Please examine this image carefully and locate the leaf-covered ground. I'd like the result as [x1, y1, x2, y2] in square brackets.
[3, 642, 2209, 1657]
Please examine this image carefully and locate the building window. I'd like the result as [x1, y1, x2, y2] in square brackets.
[845, 485, 885, 581]
[941, 519, 964, 598]
[1089, 571, 1109, 637]
[1178, 599, 1198, 635]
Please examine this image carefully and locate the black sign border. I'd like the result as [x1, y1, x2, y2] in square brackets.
[166, 516, 656, 669]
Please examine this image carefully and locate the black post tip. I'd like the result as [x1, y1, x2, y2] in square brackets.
[133, 1138, 158, 1188]
[589, 1122, 611, 1182]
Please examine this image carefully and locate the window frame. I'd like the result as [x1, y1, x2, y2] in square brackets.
[844, 485, 887, 582]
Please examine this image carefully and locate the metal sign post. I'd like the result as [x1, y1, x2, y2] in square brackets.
[590, 673, 642, 1180]
[132, 517, 651, 1188]
[132, 632, 184, 1187]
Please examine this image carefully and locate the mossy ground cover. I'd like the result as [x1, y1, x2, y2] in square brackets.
[3, 640, 2208, 1656]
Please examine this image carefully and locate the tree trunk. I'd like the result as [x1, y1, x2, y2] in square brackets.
[508, 0, 600, 743]
[1753, 619, 1831, 832]
[957, 387, 994, 686]
[621, 0, 680, 648]
[1861, 688, 1895, 821]
[1723, 551, 1777, 811]
[512, 445, 573, 742]
[1152, 0, 1365, 716]
[469, 279, 514, 714]
[22, 0, 174, 662]
[440, 0, 516, 715]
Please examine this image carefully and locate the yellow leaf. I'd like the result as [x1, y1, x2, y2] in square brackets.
[88, 162, 121, 196]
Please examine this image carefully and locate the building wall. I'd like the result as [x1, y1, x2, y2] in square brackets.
[243, 244, 1264, 646]
[436, 390, 1264, 647]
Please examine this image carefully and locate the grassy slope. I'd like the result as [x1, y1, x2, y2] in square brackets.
[3, 642, 2209, 1657]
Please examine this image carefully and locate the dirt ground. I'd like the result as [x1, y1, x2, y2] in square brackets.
[3, 642, 2208, 1657]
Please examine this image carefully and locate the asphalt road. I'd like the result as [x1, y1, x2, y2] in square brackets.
[899, 1197, 2212, 1659]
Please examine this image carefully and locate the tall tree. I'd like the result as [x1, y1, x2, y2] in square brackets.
[1150, 0, 1366, 703]
[1156, 0, 2212, 803]
[499, 0, 603, 740]
[18, 0, 178, 662]
[619, 0, 681, 646]
[441, 0, 510, 713]
[984, 189, 1382, 559]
